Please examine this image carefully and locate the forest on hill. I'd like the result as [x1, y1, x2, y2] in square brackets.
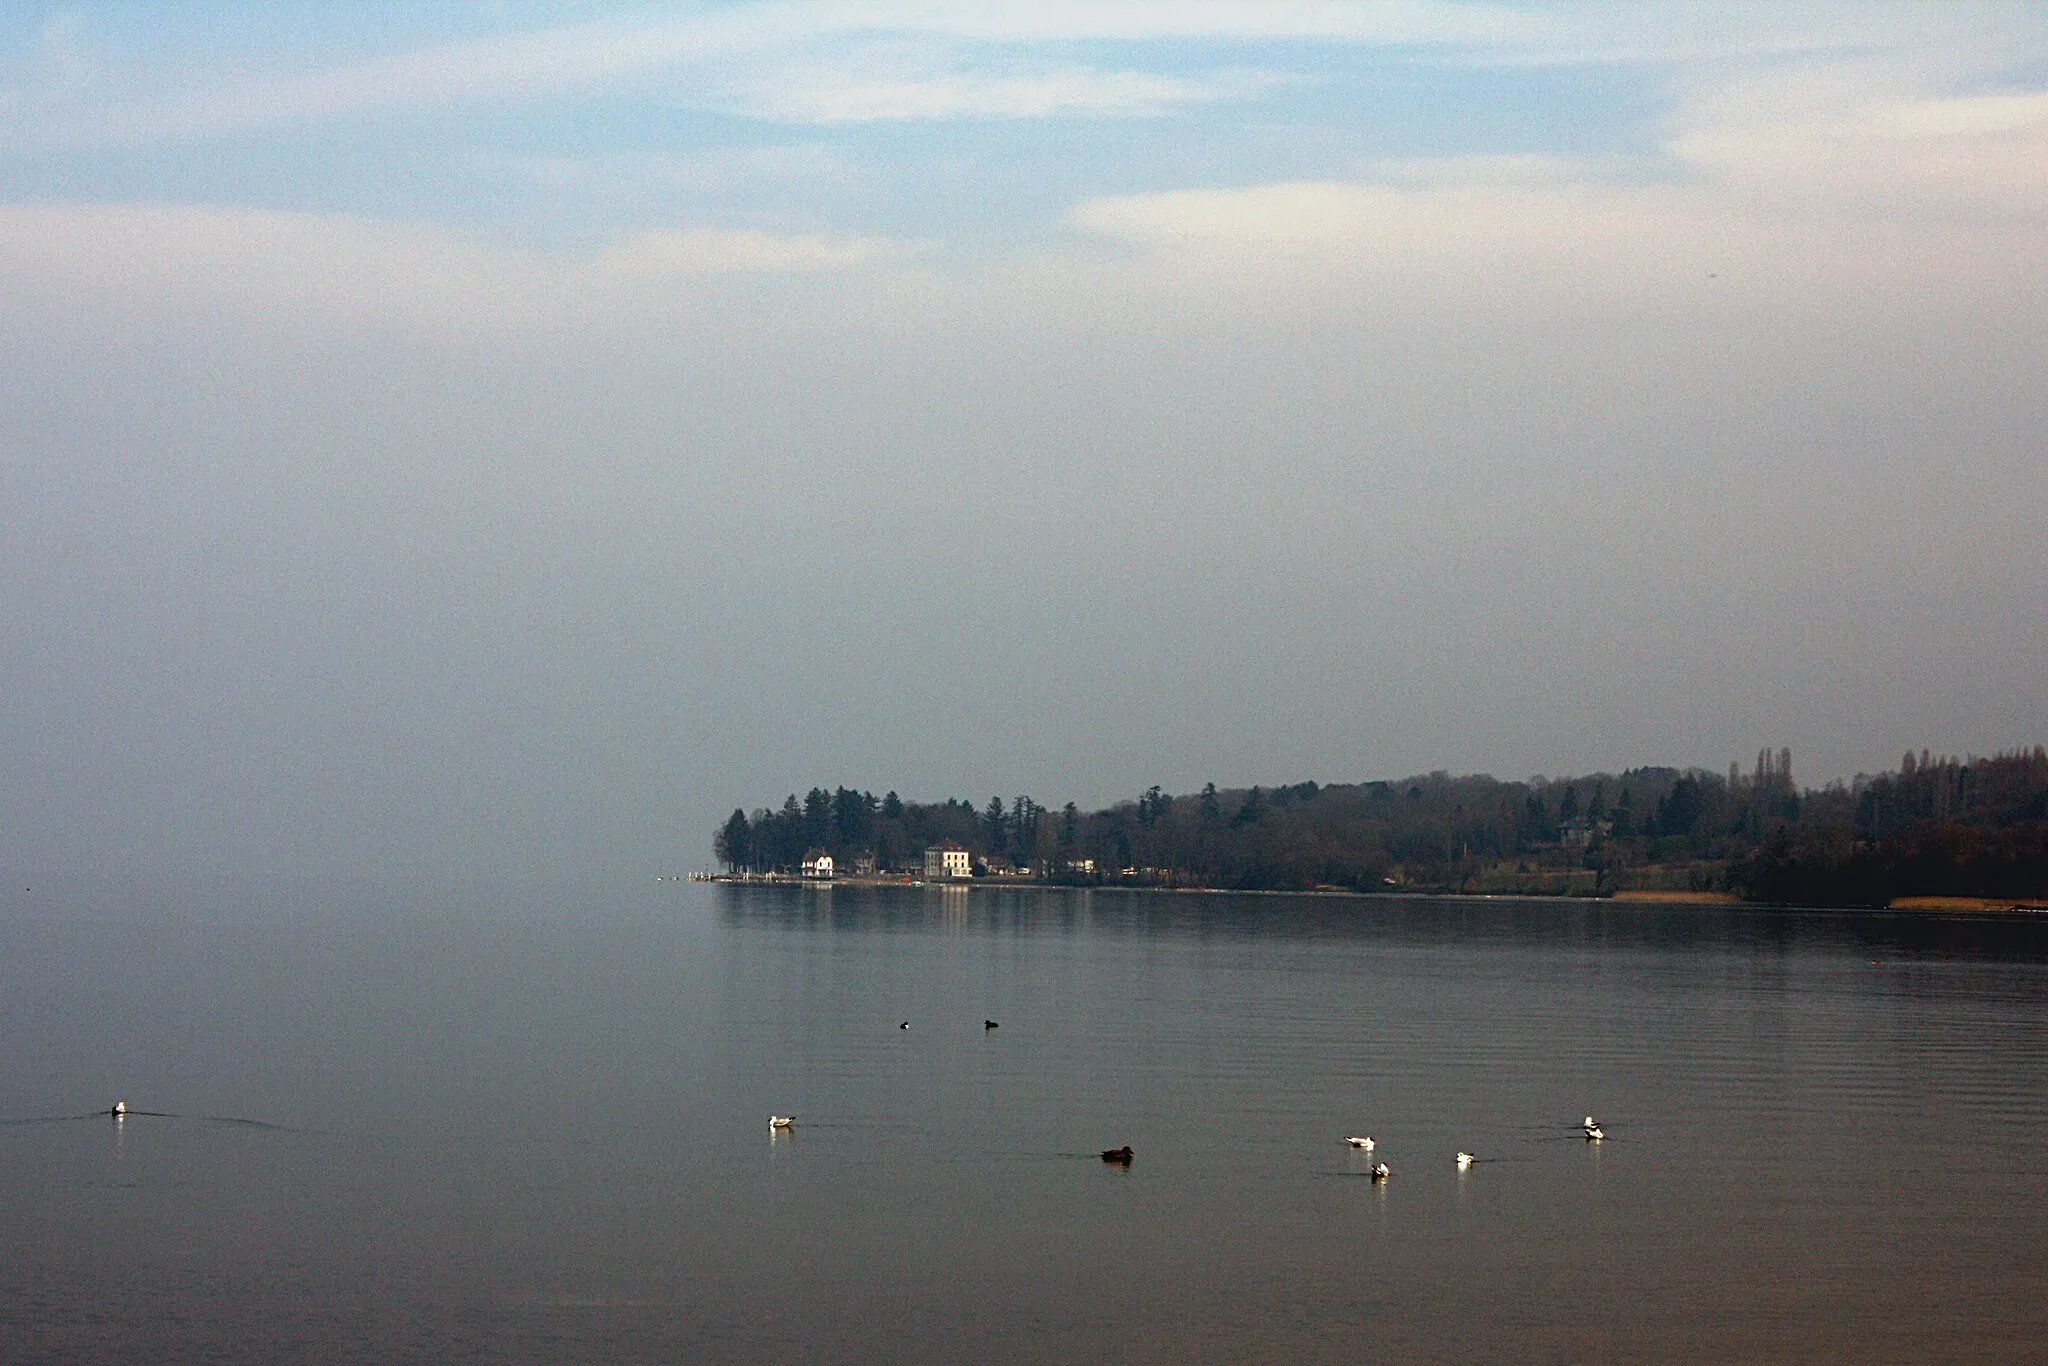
[712, 746, 2048, 906]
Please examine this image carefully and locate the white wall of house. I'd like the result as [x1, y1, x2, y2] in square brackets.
[923, 845, 971, 880]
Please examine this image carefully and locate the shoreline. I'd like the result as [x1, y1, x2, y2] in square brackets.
[681, 875, 2048, 915]
[1888, 895, 2048, 912]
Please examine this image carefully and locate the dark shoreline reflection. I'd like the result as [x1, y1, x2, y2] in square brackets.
[715, 883, 2048, 963]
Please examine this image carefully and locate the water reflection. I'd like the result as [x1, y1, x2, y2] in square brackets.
[716, 884, 2048, 965]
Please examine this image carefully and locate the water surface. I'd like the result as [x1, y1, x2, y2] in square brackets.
[3, 884, 2046, 1362]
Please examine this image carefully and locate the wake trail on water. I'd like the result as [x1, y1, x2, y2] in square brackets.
[0, 1111, 297, 1131]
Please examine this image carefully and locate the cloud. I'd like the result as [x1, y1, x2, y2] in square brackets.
[1, 15, 755, 149]
[1074, 180, 1422, 252]
[1067, 156, 1624, 259]
[1069, 71, 2048, 268]
[736, 64, 1269, 122]
[0, 201, 905, 342]
[9, 0, 2039, 154]
[1065, 176, 1691, 278]
[593, 226, 905, 273]
[473, 144, 851, 195]
[1672, 86, 2048, 221]
[818, 0, 1540, 44]
[0, 2, 1533, 149]
[1364, 153, 1623, 187]
[1874, 91, 2048, 139]
[1430, 3, 2048, 69]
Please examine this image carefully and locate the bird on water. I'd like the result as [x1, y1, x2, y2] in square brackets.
[109, 1101, 127, 1118]
[984, 1019, 999, 1029]
[899, 1021, 910, 1030]
[769, 1115, 793, 1130]
[1101, 1146, 1133, 1164]
[1583, 1115, 1605, 1141]
[1370, 1162, 1390, 1181]
[1456, 1152, 1475, 1169]
[1345, 1135, 1374, 1150]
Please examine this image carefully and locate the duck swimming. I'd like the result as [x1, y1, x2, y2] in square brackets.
[1456, 1152, 1474, 1169]
[1583, 1115, 1605, 1141]
[1345, 1135, 1375, 1150]
[1101, 1146, 1133, 1164]
[769, 1115, 794, 1130]
[1370, 1162, 1390, 1181]
[109, 1101, 127, 1118]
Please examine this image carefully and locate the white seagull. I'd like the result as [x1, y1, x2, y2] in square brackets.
[768, 1114, 794, 1130]
[1370, 1162, 1390, 1181]
[1583, 1115, 1605, 1141]
[110, 1100, 127, 1118]
[1345, 1135, 1375, 1150]
[1456, 1151, 1475, 1169]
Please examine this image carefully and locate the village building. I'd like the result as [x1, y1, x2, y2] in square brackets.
[800, 849, 836, 880]
[1558, 818, 1613, 851]
[923, 841, 972, 880]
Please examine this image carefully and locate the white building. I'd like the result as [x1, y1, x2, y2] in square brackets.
[801, 849, 836, 880]
[923, 842, 972, 880]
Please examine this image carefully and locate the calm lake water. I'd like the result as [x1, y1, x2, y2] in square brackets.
[3, 882, 2047, 1363]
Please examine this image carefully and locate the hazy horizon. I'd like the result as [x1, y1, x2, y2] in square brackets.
[4, 3, 2045, 890]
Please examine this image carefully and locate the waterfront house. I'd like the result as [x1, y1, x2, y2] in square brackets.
[923, 842, 972, 881]
[801, 850, 836, 880]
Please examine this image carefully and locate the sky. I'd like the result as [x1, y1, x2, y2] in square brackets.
[2, 2, 2045, 891]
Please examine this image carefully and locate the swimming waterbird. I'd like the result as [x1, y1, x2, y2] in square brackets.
[1345, 1135, 1374, 1150]
[1370, 1162, 1390, 1181]
[1101, 1146, 1133, 1164]
[1456, 1152, 1475, 1169]
[1583, 1115, 1605, 1141]
[769, 1115, 793, 1130]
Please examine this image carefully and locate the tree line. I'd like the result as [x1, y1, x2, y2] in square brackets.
[715, 788, 1073, 876]
[712, 745, 2048, 905]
